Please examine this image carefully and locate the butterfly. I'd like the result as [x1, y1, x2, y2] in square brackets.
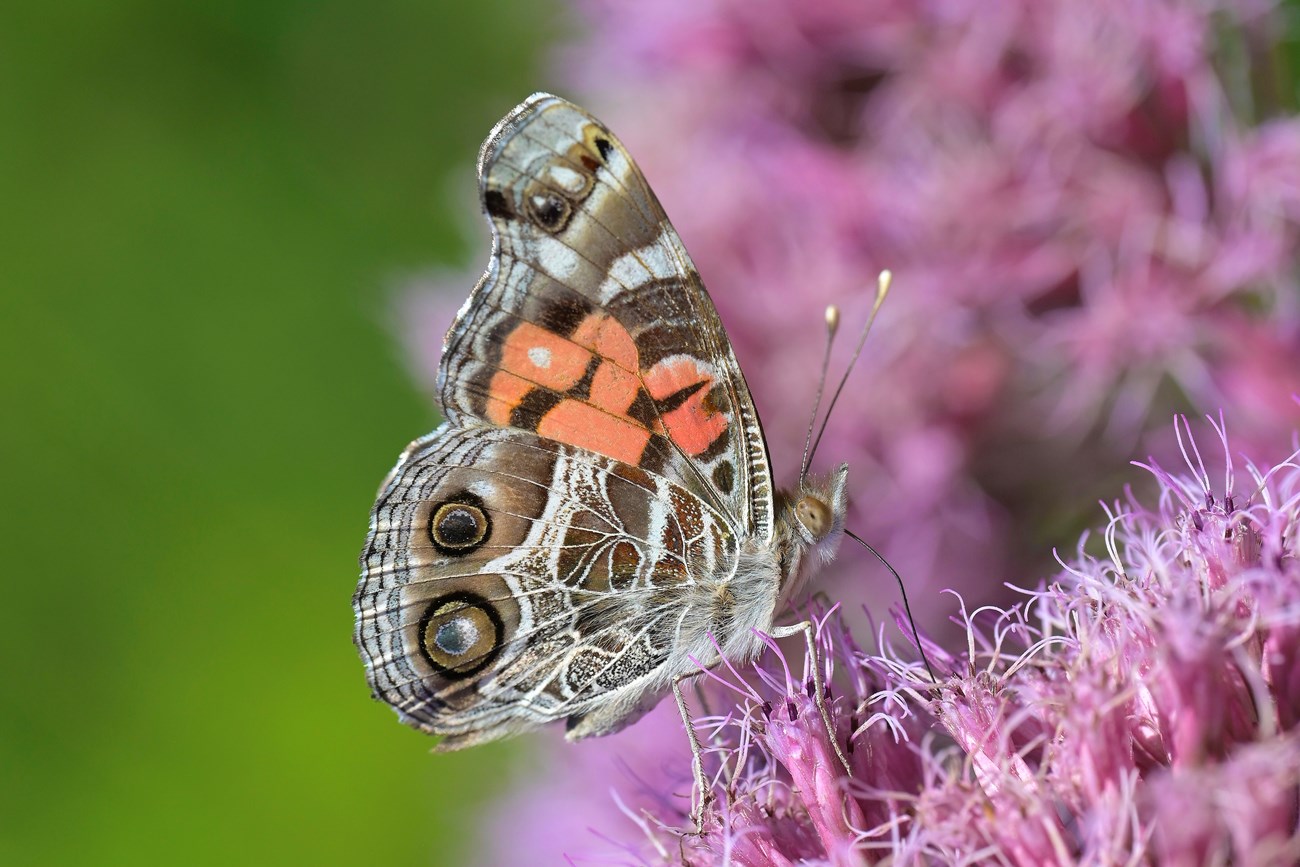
[353, 93, 852, 809]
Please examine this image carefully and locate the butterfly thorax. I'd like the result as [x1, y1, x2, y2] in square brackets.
[770, 463, 851, 624]
[699, 464, 848, 665]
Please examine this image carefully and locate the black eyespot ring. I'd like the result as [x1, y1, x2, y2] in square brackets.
[428, 491, 490, 556]
[418, 591, 504, 679]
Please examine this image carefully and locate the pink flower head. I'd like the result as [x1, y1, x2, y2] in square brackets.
[477, 416, 1300, 863]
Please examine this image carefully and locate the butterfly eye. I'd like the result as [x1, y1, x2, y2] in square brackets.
[419, 592, 503, 678]
[795, 495, 832, 540]
[429, 495, 490, 555]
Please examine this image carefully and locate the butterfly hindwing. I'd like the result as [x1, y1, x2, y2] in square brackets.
[355, 424, 738, 745]
[439, 94, 775, 542]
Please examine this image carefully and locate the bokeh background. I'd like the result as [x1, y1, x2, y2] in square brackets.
[2, 1, 563, 864]
[7, 1, 1300, 865]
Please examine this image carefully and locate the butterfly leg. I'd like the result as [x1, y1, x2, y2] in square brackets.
[770, 620, 852, 774]
[672, 675, 712, 830]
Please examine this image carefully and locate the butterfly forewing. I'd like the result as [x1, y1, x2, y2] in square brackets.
[439, 94, 773, 540]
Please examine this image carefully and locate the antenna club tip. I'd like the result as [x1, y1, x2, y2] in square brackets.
[824, 305, 840, 335]
[877, 269, 893, 297]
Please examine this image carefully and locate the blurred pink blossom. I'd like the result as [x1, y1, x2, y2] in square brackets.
[487, 418, 1300, 863]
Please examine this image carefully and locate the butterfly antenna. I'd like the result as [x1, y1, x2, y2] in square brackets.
[845, 528, 938, 684]
[807, 271, 892, 470]
[799, 305, 841, 483]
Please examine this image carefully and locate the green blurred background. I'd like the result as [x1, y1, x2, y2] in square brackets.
[1, 1, 566, 863]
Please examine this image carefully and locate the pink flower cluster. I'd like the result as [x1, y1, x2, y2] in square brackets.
[387, 0, 1300, 860]
[490, 419, 1300, 864]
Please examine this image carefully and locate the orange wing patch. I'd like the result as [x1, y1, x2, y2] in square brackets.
[644, 357, 730, 457]
[571, 313, 638, 369]
[536, 400, 651, 465]
[485, 313, 729, 467]
[485, 321, 591, 426]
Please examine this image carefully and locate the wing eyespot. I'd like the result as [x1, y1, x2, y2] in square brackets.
[526, 188, 573, 233]
[418, 591, 504, 678]
[428, 491, 491, 555]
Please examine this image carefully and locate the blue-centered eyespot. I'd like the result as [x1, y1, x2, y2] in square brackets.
[418, 592, 503, 678]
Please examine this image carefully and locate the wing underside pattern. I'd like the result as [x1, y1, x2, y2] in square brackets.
[355, 425, 736, 744]
[439, 94, 773, 541]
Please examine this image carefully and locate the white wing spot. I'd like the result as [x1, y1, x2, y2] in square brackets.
[528, 345, 552, 369]
[468, 479, 498, 499]
[548, 165, 586, 194]
[534, 236, 582, 281]
[598, 233, 681, 302]
[435, 617, 479, 656]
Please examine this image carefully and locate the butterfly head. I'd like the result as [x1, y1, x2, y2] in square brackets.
[793, 463, 850, 558]
[770, 462, 850, 615]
